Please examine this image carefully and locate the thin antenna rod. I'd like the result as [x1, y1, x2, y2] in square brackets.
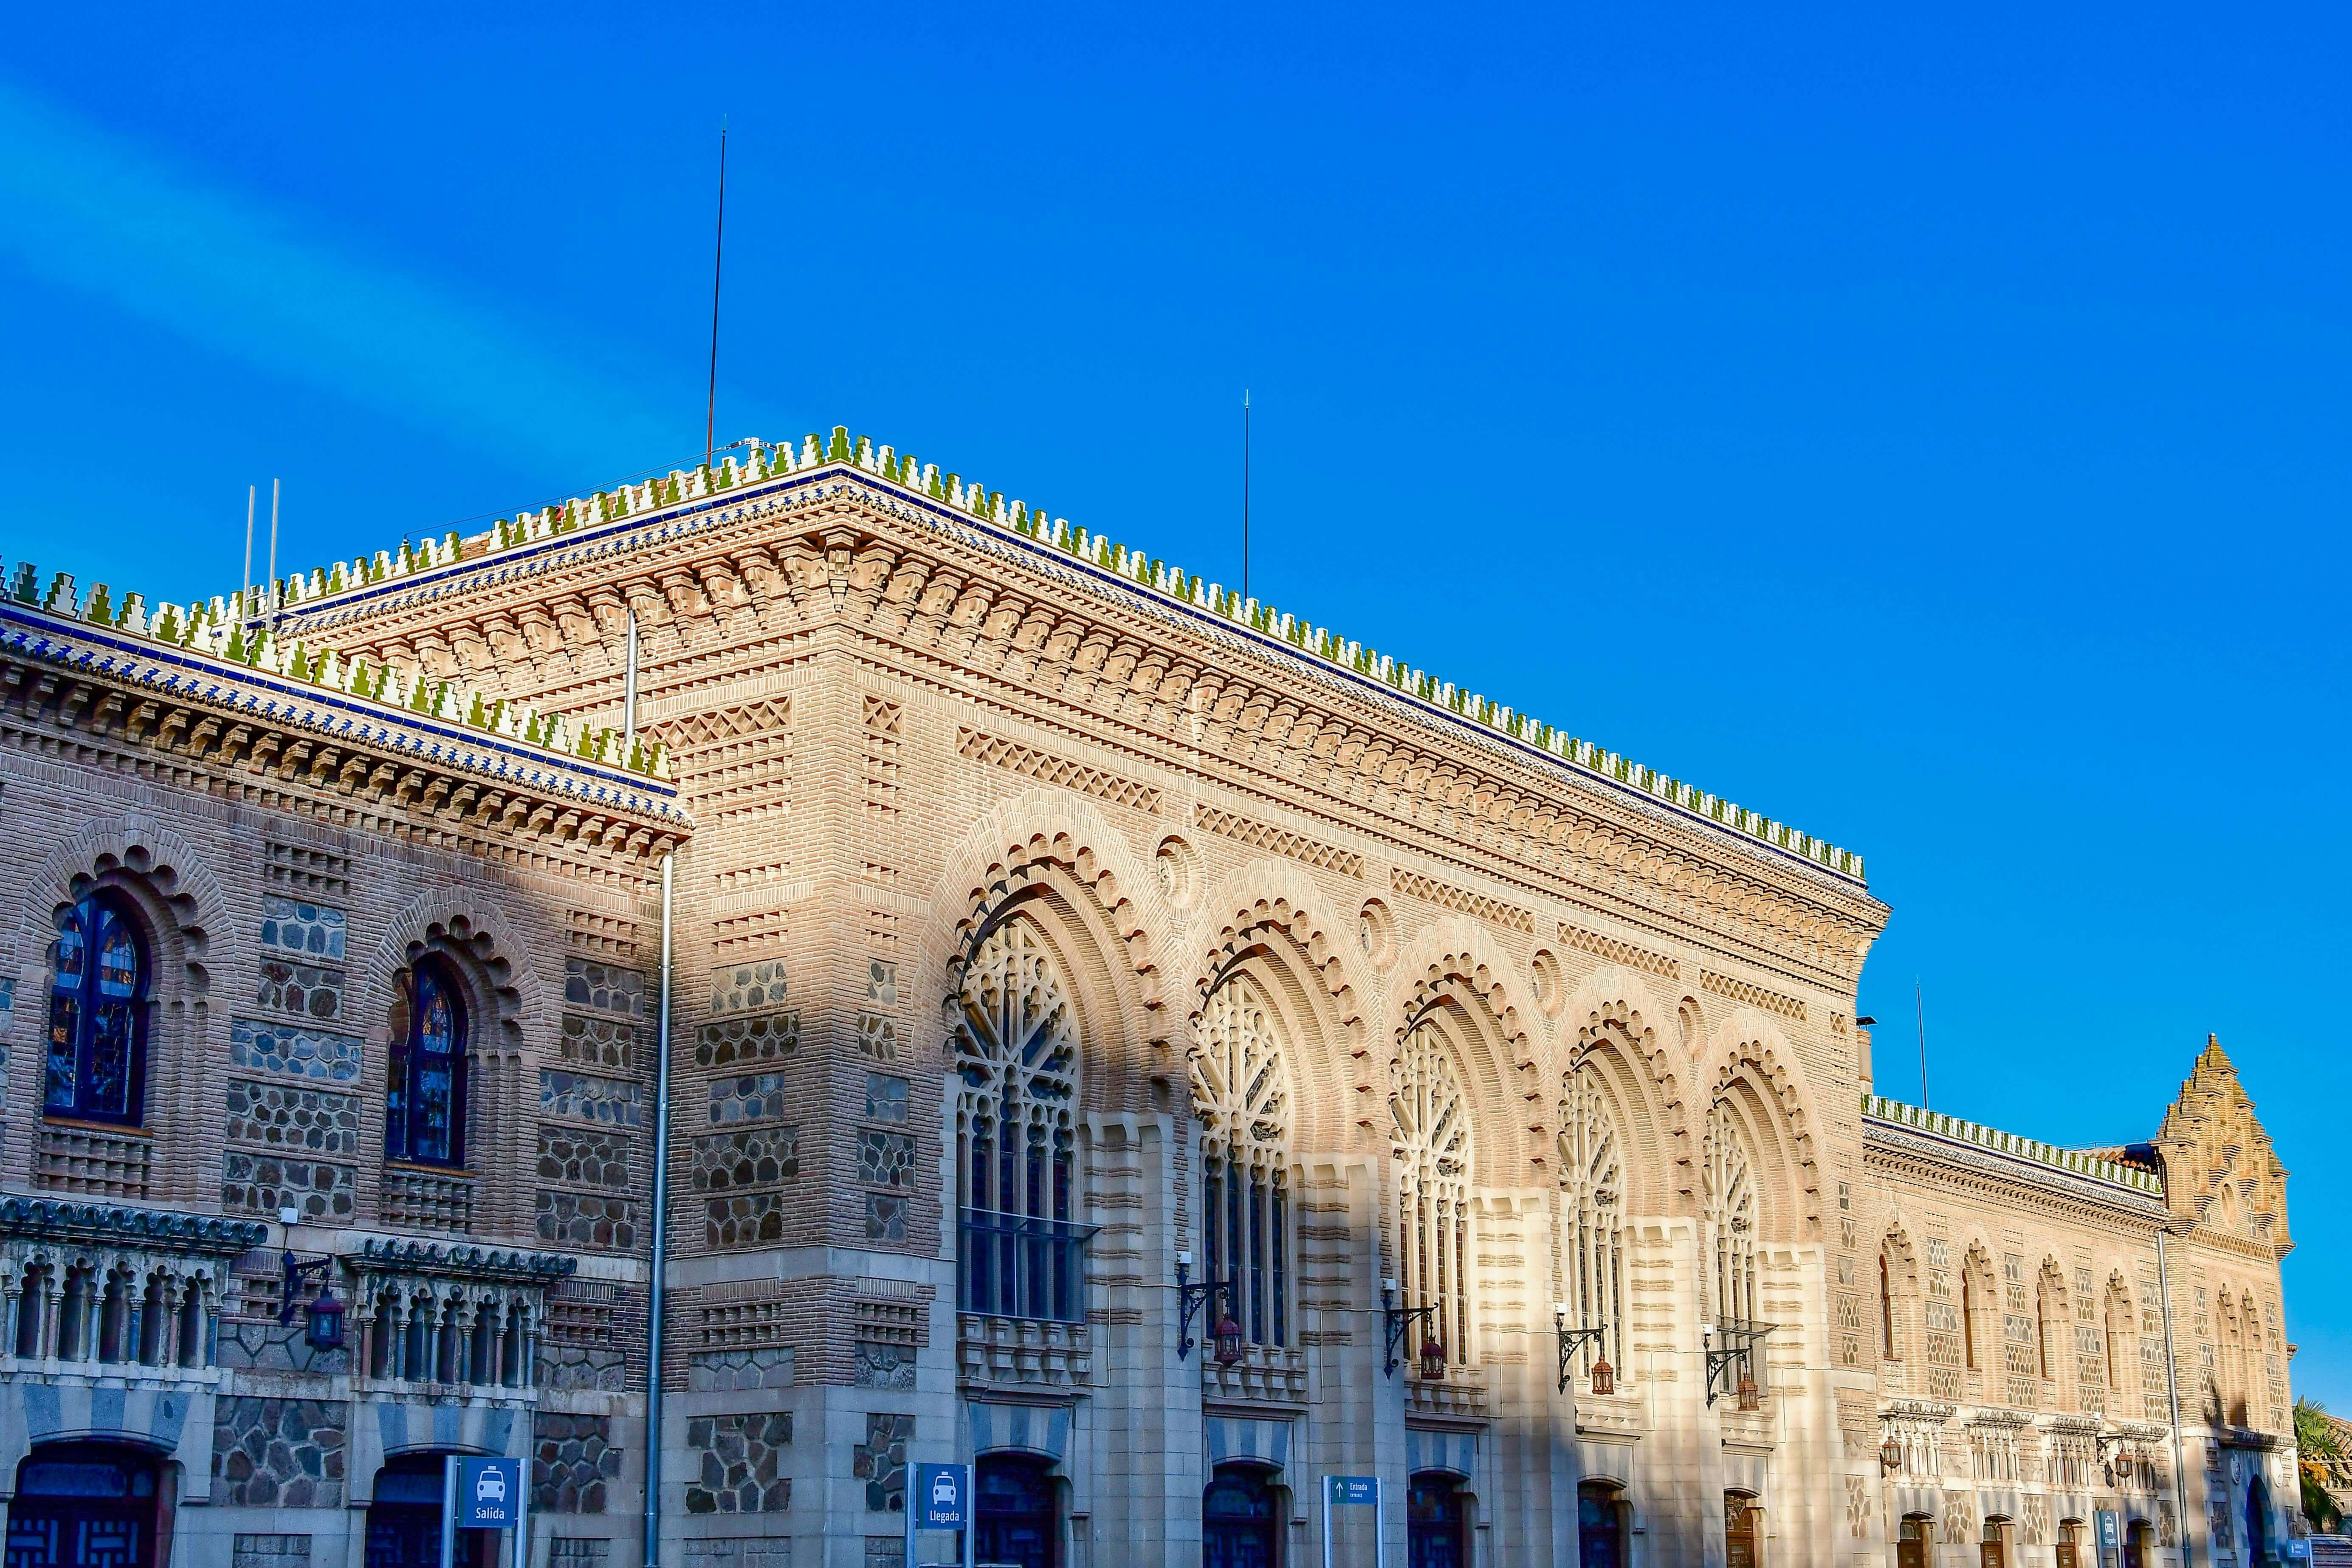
[242, 485, 255, 618]
[1915, 981, 1929, 1111]
[267, 478, 280, 628]
[705, 122, 728, 471]
[1242, 389, 1251, 604]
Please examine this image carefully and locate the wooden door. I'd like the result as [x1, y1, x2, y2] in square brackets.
[1979, 1543, 2005, 1568]
[1724, 1501, 1757, 1568]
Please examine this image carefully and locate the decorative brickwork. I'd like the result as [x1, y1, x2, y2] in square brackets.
[229, 1017, 362, 1082]
[536, 1191, 639, 1251]
[541, 1069, 645, 1127]
[212, 1397, 346, 1507]
[231, 1536, 311, 1568]
[684, 1413, 792, 1514]
[706, 1192, 787, 1249]
[689, 1127, 799, 1192]
[1557, 920, 1681, 980]
[855, 1413, 912, 1513]
[694, 1012, 798, 1069]
[956, 725, 1160, 812]
[689, 1347, 795, 1391]
[538, 1124, 634, 1188]
[1389, 868, 1535, 933]
[259, 896, 347, 960]
[564, 958, 646, 1016]
[1193, 806, 1362, 876]
[542, 1276, 632, 1392]
[560, 1012, 643, 1071]
[533, 1412, 621, 1513]
[855, 1130, 916, 1189]
[256, 959, 345, 1021]
[707, 1073, 789, 1125]
[222, 1150, 354, 1221]
[1700, 967, 1807, 1020]
[224, 1080, 360, 1156]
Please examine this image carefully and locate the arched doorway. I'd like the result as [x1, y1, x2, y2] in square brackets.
[1723, 1492, 1759, 1568]
[2055, 1519, 2084, 1568]
[976, 1455, 1058, 1568]
[1896, 1514, 1931, 1568]
[5, 1443, 162, 1568]
[1202, 1463, 1278, 1568]
[2122, 1519, 2154, 1568]
[1980, 1516, 2012, 1568]
[366, 1456, 488, 1568]
[1405, 1473, 1466, 1568]
[2242, 1474, 2269, 1565]
[1576, 1481, 1625, 1568]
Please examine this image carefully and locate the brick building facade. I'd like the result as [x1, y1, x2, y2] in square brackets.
[0, 428, 2299, 1566]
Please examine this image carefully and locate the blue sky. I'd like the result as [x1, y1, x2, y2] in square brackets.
[3, 4, 2346, 1396]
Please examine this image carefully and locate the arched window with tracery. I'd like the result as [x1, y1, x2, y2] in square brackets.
[955, 918, 1083, 1323]
[45, 892, 149, 1125]
[1705, 1103, 1759, 1331]
[386, 958, 466, 1166]
[1558, 1063, 1624, 1372]
[1391, 1022, 1472, 1368]
[1191, 976, 1292, 1347]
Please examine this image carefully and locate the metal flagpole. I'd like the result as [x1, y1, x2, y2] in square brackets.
[242, 485, 254, 620]
[440, 1456, 458, 1568]
[267, 478, 280, 628]
[705, 124, 727, 471]
[1242, 389, 1250, 604]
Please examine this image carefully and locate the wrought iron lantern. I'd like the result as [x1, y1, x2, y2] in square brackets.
[1419, 1336, 1448, 1382]
[1880, 1435, 1903, 1476]
[304, 1283, 345, 1352]
[1736, 1367, 1761, 1411]
[1588, 1356, 1616, 1397]
[1212, 1309, 1247, 1368]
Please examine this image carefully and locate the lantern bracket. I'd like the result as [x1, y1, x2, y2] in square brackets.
[2096, 1432, 2136, 1488]
[1380, 1281, 1443, 1379]
[1174, 1255, 1240, 1362]
[1554, 1314, 1610, 1394]
[1703, 1318, 1776, 1407]
[277, 1251, 335, 1326]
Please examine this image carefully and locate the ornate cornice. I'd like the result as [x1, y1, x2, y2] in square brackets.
[347, 1237, 578, 1285]
[0, 1196, 268, 1255]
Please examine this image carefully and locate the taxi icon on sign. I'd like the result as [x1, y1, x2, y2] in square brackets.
[476, 1469, 507, 1506]
[931, 1472, 956, 1509]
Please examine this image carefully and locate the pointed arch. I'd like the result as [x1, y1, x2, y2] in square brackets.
[1391, 1017, 1474, 1368]
[1696, 1008, 1824, 1244]
[1557, 966, 1689, 1218]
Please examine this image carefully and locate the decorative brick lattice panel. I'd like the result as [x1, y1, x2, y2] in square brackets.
[567, 910, 643, 963]
[223, 1151, 354, 1221]
[542, 1278, 629, 1392]
[690, 1128, 800, 1193]
[684, 1413, 792, 1514]
[560, 1013, 643, 1072]
[690, 1347, 795, 1391]
[532, 1413, 620, 1514]
[550, 1543, 611, 1565]
[856, 1131, 917, 1189]
[855, 1413, 912, 1513]
[538, 1125, 634, 1189]
[564, 959, 646, 1018]
[865, 698, 901, 820]
[232, 1536, 311, 1568]
[35, 1123, 152, 1199]
[1557, 921, 1680, 980]
[382, 1168, 474, 1233]
[1389, 869, 1535, 934]
[1193, 807, 1363, 876]
[536, 1191, 639, 1251]
[259, 897, 347, 961]
[541, 1070, 644, 1128]
[230, 1017, 362, 1083]
[226, 1080, 360, 1156]
[692, 1286, 792, 1352]
[708, 1074, 789, 1125]
[956, 726, 1161, 813]
[710, 960, 786, 1017]
[865, 1074, 909, 1122]
[696, 1014, 798, 1069]
[1699, 969, 1807, 1021]
[212, 1397, 346, 1507]
[257, 959, 345, 1022]
[706, 1193, 786, 1249]
[265, 842, 350, 897]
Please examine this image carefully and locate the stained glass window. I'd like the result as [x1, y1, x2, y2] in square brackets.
[386, 959, 466, 1166]
[45, 893, 147, 1125]
[1193, 975, 1293, 1347]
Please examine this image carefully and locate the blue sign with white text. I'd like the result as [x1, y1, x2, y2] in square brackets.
[2094, 1511, 2121, 1549]
[2284, 1541, 2312, 1561]
[458, 1459, 522, 1529]
[916, 1464, 970, 1530]
[1328, 1476, 1379, 1506]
